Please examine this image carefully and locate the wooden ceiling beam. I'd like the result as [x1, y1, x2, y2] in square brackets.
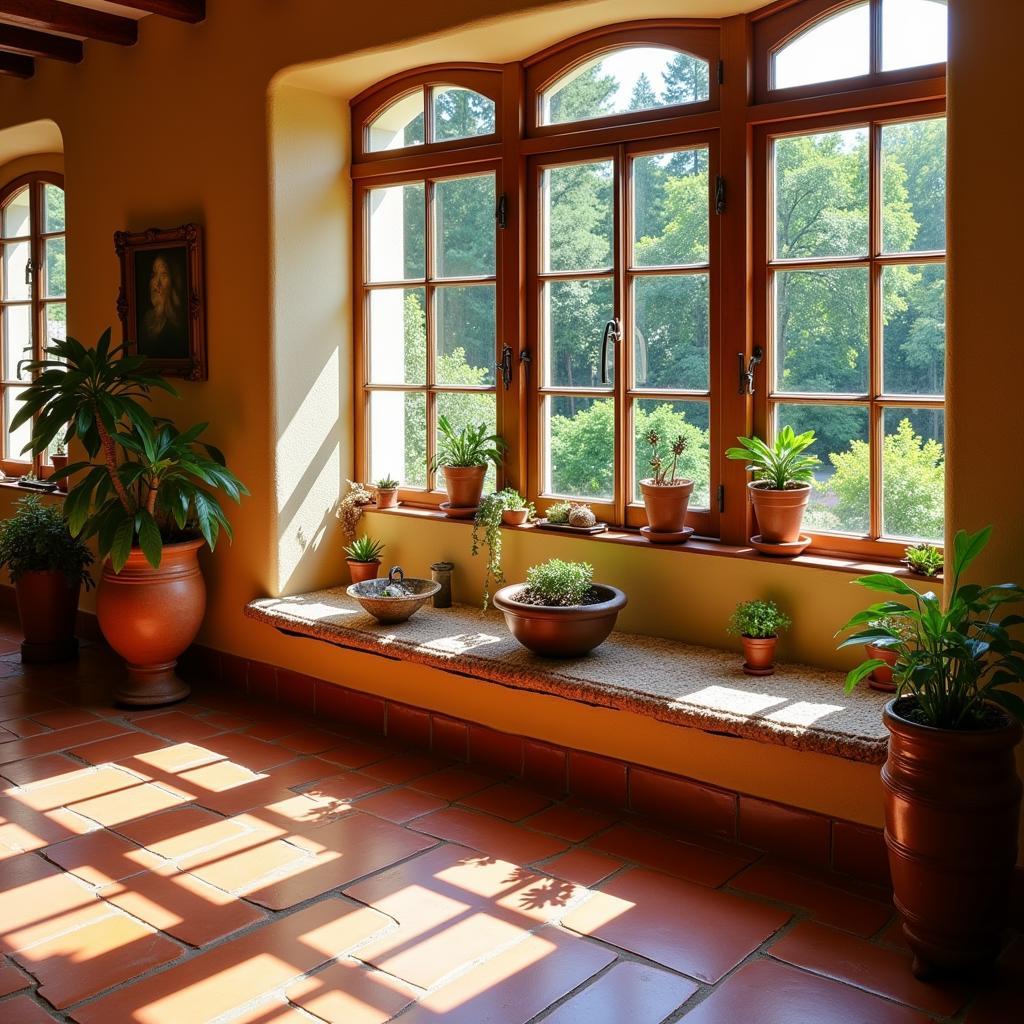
[0, 1, 137, 46]
[0, 49, 33, 77]
[0, 23, 83, 62]
[108, 1, 205, 22]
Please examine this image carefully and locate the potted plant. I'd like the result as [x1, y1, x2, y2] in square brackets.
[431, 415, 506, 515]
[726, 427, 819, 552]
[863, 615, 915, 692]
[726, 599, 791, 676]
[904, 541, 943, 577]
[837, 526, 1023, 978]
[344, 535, 384, 583]
[471, 489, 535, 609]
[374, 475, 400, 510]
[0, 496, 93, 662]
[51, 435, 69, 493]
[13, 329, 247, 706]
[639, 430, 693, 538]
[493, 558, 626, 658]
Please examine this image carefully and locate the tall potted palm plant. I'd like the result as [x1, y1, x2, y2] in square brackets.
[13, 330, 247, 705]
[837, 526, 1023, 978]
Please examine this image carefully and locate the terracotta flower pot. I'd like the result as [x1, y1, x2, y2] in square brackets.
[15, 570, 81, 663]
[748, 482, 811, 544]
[741, 635, 776, 675]
[375, 488, 399, 510]
[96, 538, 205, 707]
[639, 479, 694, 533]
[50, 453, 69, 493]
[347, 559, 381, 584]
[493, 583, 627, 658]
[867, 643, 899, 692]
[442, 465, 487, 509]
[502, 507, 529, 526]
[883, 698, 1023, 977]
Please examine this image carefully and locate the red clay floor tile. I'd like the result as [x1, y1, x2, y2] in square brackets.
[133, 710, 224, 742]
[113, 805, 251, 860]
[0, 961, 32, 995]
[353, 786, 447, 823]
[0, 993, 62, 1022]
[524, 803, 616, 842]
[286, 959, 417, 1023]
[361, 752, 445, 785]
[738, 795, 831, 867]
[410, 807, 570, 865]
[411, 766, 494, 800]
[540, 847, 624, 887]
[460, 781, 552, 821]
[45, 829, 162, 886]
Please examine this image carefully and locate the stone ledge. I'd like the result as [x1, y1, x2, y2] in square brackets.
[244, 588, 890, 765]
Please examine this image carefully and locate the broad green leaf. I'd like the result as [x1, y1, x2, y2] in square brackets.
[109, 518, 135, 574]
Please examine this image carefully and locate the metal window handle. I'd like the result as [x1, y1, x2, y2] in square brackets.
[24, 258, 34, 285]
[497, 344, 513, 391]
[600, 318, 621, 385]
[738, 346, 763, 395]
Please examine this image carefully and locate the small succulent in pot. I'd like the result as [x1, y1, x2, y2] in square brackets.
[639, 431, 694, 535]
[431, 416, 506, 513]
[344, 535, 384, 584]
[374, 475, 400, 510]
[904, 541, 943, 577]
[472, 489, 536, 610]
[727, 599, 791, 676]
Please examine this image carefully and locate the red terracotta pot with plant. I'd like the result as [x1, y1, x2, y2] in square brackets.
[638, 430, 694, 540]
[727, 599, 790, 676]
[432, 415, 506, 515]
[14, 328, 248, 706]
[838, 526, 1024, 978]
[51, 448, 69, 493]
[374, 475, 400, 510]
[345, 535, 384, 584]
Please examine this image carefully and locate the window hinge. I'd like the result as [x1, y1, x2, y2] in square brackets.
[715, 176, 726, 215]
[718, 484, 725, 514]
[496, 193, 508, 229]
[718, 59, 724, 85]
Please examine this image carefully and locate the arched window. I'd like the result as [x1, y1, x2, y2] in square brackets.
[772, 3, 870, 90]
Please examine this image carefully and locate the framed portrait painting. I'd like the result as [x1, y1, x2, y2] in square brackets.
[115, 224, 207, 380]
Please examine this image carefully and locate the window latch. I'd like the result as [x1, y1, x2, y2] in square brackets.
[738, 346, 763, 395]
[24, 257, 34, 285]
[497, 344, 513, 390]
[600, 318, 620, 385]
[715, 176, 726, 215]
[496, 193, 508, 230]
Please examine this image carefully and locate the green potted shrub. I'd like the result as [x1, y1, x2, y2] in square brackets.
[0, 496, 93, 663]
[836, 526, 1023, 978]
[431, 416, 506, 516]
[904, 541, 943, 577]
[471, 488, 535, 609]
[344, 535, 385, 584]
[374, 475, 400, 510]
[638, 430, 693, 540]
[13, 329, 247, 706]
[726, 599, 791, 676]
[493, 558, 626, 657]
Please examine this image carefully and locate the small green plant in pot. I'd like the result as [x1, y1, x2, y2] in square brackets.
[863, 614, 916, 692]
[904, 541, 943, 577]
[726, 599, 791, 676]
[344, 535, 385, 584]
[0, 496, 93, 663]
[639, 431, 694, 538]
[431, 416, 506, 515]
[374, 475, 400, 510]
[836, 526, 1024, 978]
[471, 489, 535, 609]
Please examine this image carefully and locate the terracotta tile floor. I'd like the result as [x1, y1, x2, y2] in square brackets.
[0, 625, 1019, 1023]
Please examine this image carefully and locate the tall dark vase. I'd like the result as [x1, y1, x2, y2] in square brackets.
[15, 570, 81, 663]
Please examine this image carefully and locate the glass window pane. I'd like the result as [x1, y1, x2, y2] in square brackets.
[881, 407, 944, 541]
[367, 91, 424, 152]
[774, 268, 869, 394]
[543, 161, 613, 273]
[370, 390, 426, 489]
[44, 236, 65, 298]
[437, 391, 498, 493]
[777, 403, 870, 535]
[882, 118, 946, 254]
[773, 3, 870, 90]
[544, 278, 614, 389]
[633, 274, 709, 391]
[882, 263, 944, 396]
[431, 87, 495, 143]
[2, 187, 30, 238]
[541, 47, 709, 126]
[45, 303, 66, 346]
[367, 182, 425, 283]
[633, 398, 710, 508]
[633, 148, 708, 268]
[544, 395, 614, 500]
[433, 174, 495, 279]
[4, 387, 31, 462]
[368, 287, 425, 385]
[2, 240, 31, 301]
[44, 184, 64, 234]
[774, 128, 868, 260]
[882, 0, 947, 71]
[3, 305, 31, 380]
[436, 284, 495, 387]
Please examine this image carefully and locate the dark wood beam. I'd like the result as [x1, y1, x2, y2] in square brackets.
[0, 49, 33, 77]
[108, 1, 205, 23]
[0, 1, 137, 46]
[0, 23, 82, 62]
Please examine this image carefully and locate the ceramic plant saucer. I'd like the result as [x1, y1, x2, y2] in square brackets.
[749, 534, 812, 557]
[640, 525, 694, 544]
[742, 663, 776, 677]
[440, 502, 478, 520]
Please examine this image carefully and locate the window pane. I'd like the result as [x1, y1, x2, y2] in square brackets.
[777, 403, 870, 535]
[882, 263, 944, 396]
[431, 87, 495, 143]
[544, 278, 614, 389]
[773, 3, 870, 90]
[774, 128, 868, 260]
[44, 184, 64, 233]
[543, 161, 613, 273]
[368, 287, 425, 385]
[882, 0, 947, 71]
[881, 407, 944, 541]
[3, 304, 31, 380]
[2, 240, 31, 301]
[437, 391, 498, 492]
[541, 47, 709, 126]
[433, 174, 495, 279]
[368, 182, 425, 282]
[2, 186, 30, 238]
[44, 236, 65, 298]
[882, 118, 946, 254]
[774, 268, 869, 394]
[367, 91, 424, 152]
[633, 275, 709, 391]
[436, 284, 495, 386]
[370, 390, 426, 489]
[633, 148, 708, 268]
[632, 398, 710, 508]
[45, 302, 66, 346]
[4, 387, 31, 461]
[544, 395, 614, 500]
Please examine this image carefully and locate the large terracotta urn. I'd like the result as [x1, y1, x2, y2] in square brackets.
[883, 699, 1022, 977]
[96, 538, 205, 706]
[16, 571, 81, 663]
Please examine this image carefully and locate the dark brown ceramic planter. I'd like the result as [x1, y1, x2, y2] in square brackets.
[883, 698, 1023, 978]
[15, 570, 81, 663]
[867, 643, 899, 692]
[442, 465, 487, 510]
[347, 559, 381, 584]
[50, 453, 69, 493]
[639, 479, 694, 533]
[748, 482, 811, 544]
[493, 583, 627, 658]
[741, 635, 776, 675]
[375, 488, 399, 510]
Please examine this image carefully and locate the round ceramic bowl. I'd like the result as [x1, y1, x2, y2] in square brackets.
[347, 567, 440, 625]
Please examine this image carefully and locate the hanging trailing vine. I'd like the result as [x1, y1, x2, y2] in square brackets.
[471, 488, 534, 609]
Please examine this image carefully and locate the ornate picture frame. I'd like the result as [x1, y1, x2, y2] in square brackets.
[115, 223, 207, 381]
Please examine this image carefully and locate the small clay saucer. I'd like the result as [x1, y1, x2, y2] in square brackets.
[742, 663, 776, 677]
[440, 501, 478, 520]
[749, 534, 812, 557]
[640, 525, 694, 544]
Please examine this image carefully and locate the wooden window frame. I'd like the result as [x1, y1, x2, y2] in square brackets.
[0, 171, 65, 480]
